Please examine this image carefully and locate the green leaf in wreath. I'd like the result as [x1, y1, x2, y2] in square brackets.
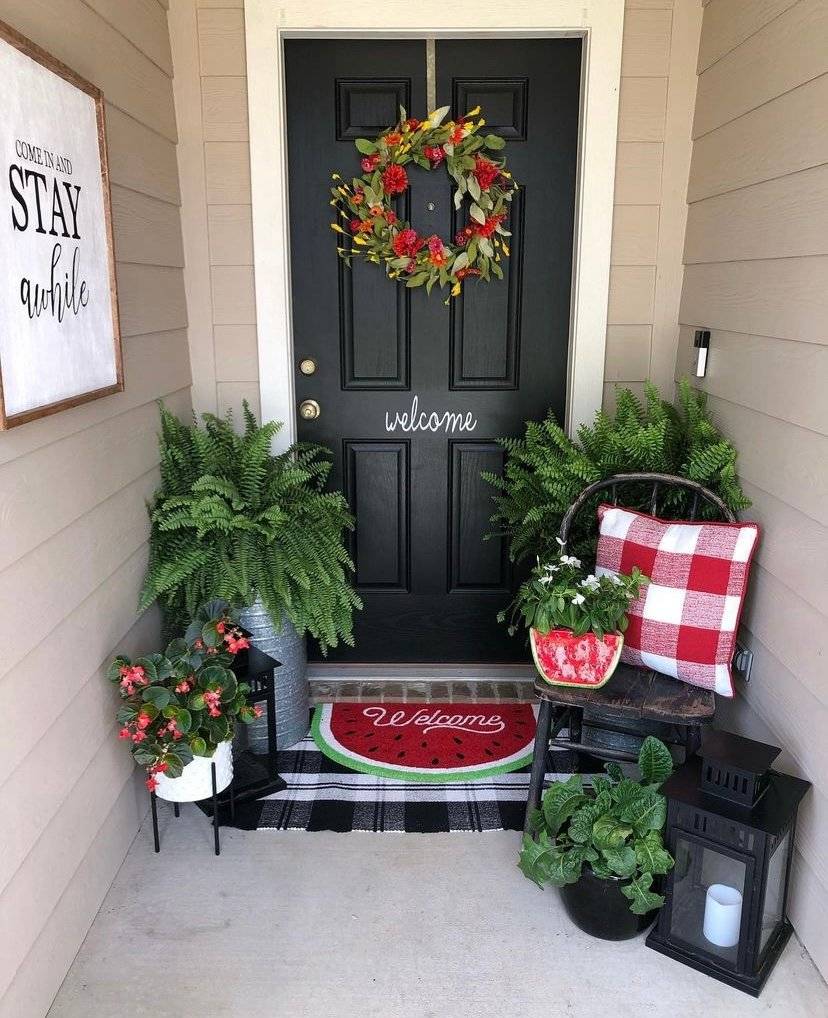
[620, 872, 665, 915]
[634, 831, 674, 875]
[638, 736, 673, 786]
[483, 134, 506, 150]
[541, 774, 586, 835]
[429, 105, 450, 127]
[467, 175, 481, 202]
[453, 251, 470, 273]
[601, 846, 638, 878]
[469, 203, 486, 224]
[354, 138, 377, 155]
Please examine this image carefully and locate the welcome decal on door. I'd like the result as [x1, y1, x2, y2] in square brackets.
[384, 394, 479, 434]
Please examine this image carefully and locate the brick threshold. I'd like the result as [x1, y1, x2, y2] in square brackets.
[310, 678, 536, 704]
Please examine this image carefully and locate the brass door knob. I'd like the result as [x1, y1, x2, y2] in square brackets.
[299, 357, 317, 376]
[299, 398, 321, 421]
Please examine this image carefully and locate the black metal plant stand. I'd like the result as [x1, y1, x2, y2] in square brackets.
[150, 760, 236, 856]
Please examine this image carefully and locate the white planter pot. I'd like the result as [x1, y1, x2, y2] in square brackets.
[153, 740, 233, 803]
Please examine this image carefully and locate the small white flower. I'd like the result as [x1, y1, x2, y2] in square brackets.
[571, 593, 586, 606]
[580, 574, 600, 591]
[610, 573, 623, 585]
[560, 554, 582, 569]
[555, 537, 566, 548]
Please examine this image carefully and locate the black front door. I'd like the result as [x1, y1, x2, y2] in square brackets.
[285, 38, 581, 663]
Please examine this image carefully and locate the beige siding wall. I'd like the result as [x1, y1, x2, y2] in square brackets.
[677, 0, 828, 977]
[175, 1, 701, 420]
[172, 0, 260, 421]
[0, 2, 189, 1015]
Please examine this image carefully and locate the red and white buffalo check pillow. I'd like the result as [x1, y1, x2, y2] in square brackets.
[595, 505, 759, 697]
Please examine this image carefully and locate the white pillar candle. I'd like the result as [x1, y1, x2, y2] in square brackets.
[703, 883, 743, 948]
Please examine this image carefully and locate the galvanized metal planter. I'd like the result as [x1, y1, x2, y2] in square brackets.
[238, 598, 309, 749]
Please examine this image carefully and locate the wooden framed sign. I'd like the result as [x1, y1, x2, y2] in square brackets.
[0, 20, 122, 430]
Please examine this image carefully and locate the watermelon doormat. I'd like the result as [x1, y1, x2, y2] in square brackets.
[220, 703, 587, 833]
[314, 702, 536, 781]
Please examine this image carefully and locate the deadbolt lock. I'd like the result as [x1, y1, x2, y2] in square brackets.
[298, 399, 321, 421]
[299, 357, 317, 376]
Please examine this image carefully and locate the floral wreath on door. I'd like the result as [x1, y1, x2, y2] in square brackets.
[330, 105, 517, 302]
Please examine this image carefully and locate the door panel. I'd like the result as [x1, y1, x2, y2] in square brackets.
[285, 38, 581, 663]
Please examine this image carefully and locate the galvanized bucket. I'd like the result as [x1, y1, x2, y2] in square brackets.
[238, 598, 309, 750]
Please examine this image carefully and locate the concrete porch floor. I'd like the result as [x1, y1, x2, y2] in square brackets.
[49, 806, 827, 1018]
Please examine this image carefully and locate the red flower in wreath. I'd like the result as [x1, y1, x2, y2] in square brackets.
[475, 212, 507, 239]
[473, 156, 499, 191]
[427, 235, 447, 268]
[392, 228, 424, 258]
[454, 226, 475, 246]
[403, 118, 421, 132]
[424, 145, 445, 166]
[385, 132, 403, 146]
[382, 164, 408, 195]
[361, 154, 380, 172]
[352, 189, 365, 205]
[385, 210, 398, 225]
[456, 267, 482, 280]
[450, 121, 467, 145]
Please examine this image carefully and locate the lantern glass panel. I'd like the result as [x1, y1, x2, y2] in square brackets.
[759, 829, 790, 956]
[669, 834, 749, 967]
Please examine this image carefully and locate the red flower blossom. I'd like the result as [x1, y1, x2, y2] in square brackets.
[474, 213, 507, 239]
[216, 621, 226, 634]
[349, 218, 361, 232]
[175, 679, 191, 694]
[132, 730, 147, 743]
[403, 118, 421, 132]
[252, 705, 264, 719]
[224, 629, 250, 654]
[352, 189, 365, 205]
[118, 726, 131, 740]
[146, 776, 158, 792]
[450, 122, 466, 145]
[473, 156, 499, 191]
[454, 226, 475, 246]
[361, 153, 380, 172]
[392, 228, 424, 259]
[194, 638, 204, 650]
[381, 164, 408, 195]
[203, 689, 223, 718]
[136, 712, 152, 730]
[424, 145, 445, 166]
[384, 132, 402, 146]
[456, 267, 482, 280]
[405, 258, 416, 273]
[385, 210, 398, 225]
[369, 204, 384, 216]
[427, 235, 447, 268]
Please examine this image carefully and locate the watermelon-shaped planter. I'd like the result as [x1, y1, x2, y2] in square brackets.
[312, 702, 536, 782]
[530, 628, 624, 690]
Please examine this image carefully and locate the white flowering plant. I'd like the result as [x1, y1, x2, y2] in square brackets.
[499, 543, 648, 640]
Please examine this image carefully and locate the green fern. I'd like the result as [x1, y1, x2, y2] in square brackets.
[140, 403, 362, 653]
[486, 380, 751, 563]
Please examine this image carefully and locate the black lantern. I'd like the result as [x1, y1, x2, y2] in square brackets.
[646, 730, 810, 996]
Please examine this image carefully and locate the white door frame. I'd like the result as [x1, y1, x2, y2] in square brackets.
[244, 1, 624, 449]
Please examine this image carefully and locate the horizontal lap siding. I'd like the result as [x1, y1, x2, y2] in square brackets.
[0, 3, 188, 1015]
[677, 0, 828, 978]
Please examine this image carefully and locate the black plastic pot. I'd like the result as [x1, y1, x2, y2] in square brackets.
[559, 867, 655, 941]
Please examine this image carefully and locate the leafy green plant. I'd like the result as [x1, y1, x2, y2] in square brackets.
[485, 379, 750, 564]
[109, 600, 259, 790]
[500, 549, 647, 639]
[519, 736, 675, 915]
[139, 402, 361, 653]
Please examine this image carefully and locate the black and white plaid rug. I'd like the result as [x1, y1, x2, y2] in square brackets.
[226, 732, 582, 833]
